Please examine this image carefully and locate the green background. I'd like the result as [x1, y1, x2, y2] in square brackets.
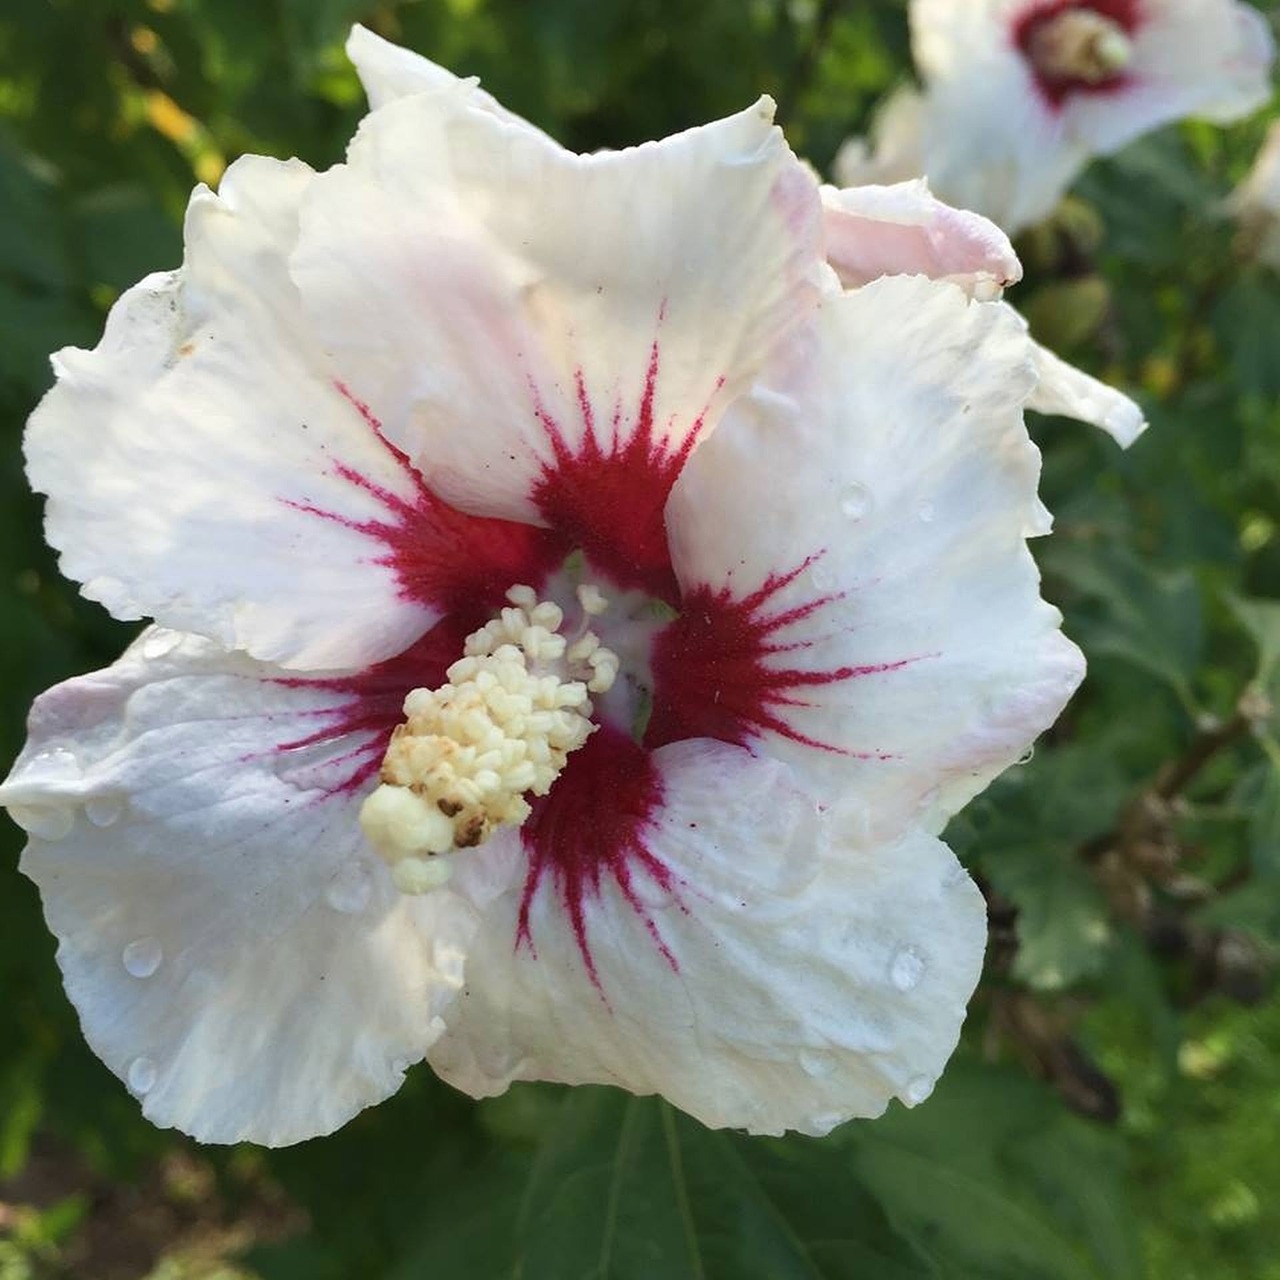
[2, 1, 1279, 1276]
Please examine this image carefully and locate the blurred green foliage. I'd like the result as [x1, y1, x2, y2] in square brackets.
[1, 0, 1279, 1276]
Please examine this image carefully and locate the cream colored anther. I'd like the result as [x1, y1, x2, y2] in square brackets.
[1027, 9, 1132, 84]
[358, 585, 619, 893]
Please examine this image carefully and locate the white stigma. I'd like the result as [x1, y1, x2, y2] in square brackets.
[1027, 8, 1132, 84]
[359, 585, 619, 895]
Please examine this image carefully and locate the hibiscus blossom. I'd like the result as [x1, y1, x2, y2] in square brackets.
[1228, 119, 1280, 267]
[837, 0, 1275, 234]
[1, 29, 1086, 1146]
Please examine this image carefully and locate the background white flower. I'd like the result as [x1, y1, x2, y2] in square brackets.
[1228, 118, 1280, 266]
[838, 0, 1276, 234]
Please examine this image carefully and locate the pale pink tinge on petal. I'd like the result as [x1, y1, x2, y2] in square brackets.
[822, 179, 1022, 298]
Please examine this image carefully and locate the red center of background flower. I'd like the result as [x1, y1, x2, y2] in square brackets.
[1013, 0, 1142, 108]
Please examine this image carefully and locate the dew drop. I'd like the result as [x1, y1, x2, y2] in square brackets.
[8, 804, 75, 841]
[85, 795, 125, 828]
[903, 1075, 935, 1105]
[838, 482, 872, 521]
[325, 862, 372, 915]
[1017, 746, 1036, 766]
[889, 945, 926, 992]
[122, 937, 163, 979]
[28, 747, 82, 783]
[9, 747, 82, 839]
[141, 630, 181, 661]
[127, 1056, 157, 1096]
[917, 501, 936, 524]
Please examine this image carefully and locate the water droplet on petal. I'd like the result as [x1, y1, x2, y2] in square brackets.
[141, 630, 181, 661]
[28, 747, 82, 783]
[127, 1056, 157, 1096]
[1017, 746, 1036, 766]
[917, 501, 936, 524]
[9, 804, 75, 841]
[325, 862, 373, 915]
[889, 945, 926, 991]
[838, 482, 872, 521]
[903, 1075, 934, 1105]
[122, 937, 163, 979]
[85, 795, 125, 827]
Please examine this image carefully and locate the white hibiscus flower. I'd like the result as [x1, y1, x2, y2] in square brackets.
[837, 0, 1275, 234]
[1228, 119, 1280, 267]
[2, 29, 1087, 1147]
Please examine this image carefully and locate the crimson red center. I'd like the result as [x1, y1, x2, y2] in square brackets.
[285, 353, 904, 987]
[1013, 0, 1142, 108]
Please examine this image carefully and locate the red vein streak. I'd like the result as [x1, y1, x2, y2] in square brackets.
[287, 382, 564, 617]
[646, 558, 919, 754]
[516, 725, 681, 993]
[531, 339, 723, 604]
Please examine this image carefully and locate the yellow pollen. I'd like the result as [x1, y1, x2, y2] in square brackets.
[1027, 9, 1132, 84]
[359, 585, 620, 894]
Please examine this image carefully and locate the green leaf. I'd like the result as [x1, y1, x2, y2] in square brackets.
[1230, 762, 1280, 879]
[478, 1087, 923, 1280]
[1213, 277, 1280, 402]
[1046, 544, 1204, 707]
[1002, 852, 1114, 991]
[1227, 594, 1280, 686]
[334, 1079, 1142, 1280]
[845, 1062, 1141, 1280]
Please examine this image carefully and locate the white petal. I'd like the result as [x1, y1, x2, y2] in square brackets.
[909, 0, 1014, 79]
[345, 23, 553, 140]
[25, 154, 551, 670]
[833, 87, 928, 190]
[903, 0, 1275, 232]
[430, 739, 986, 1134]
[822, 179, 1021, 298]
[291, 87, 823, 553]
[922, 77, 1087, 235]
[903, 0, 1083, 231]
[1068, 0, 1275, 152]
[662, 276, 1084, 838]
[1228, 120, 1280, 270]
[1026, 333, 1147, 446]
[0, 630, 473, 1146]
